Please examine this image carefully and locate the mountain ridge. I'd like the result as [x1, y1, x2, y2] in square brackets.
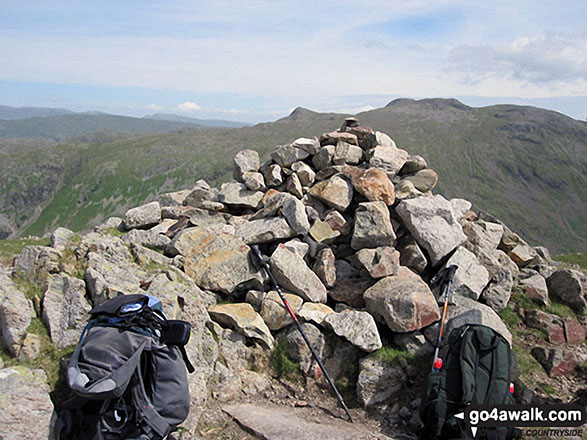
[1, 98, 585, 254]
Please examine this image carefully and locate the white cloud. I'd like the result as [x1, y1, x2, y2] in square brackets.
[177, 101, 201, 112]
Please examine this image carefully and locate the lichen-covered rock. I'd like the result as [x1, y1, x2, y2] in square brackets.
[124, 201, 161, 230]
[50, 227, 75, 250]
[269, 244, 327, 303]
[357, 355, 406, 408]
[260, 291, 303, 331]
[0, 274, 33, 357]
[0, 367, 54, 440]
[323, 309, 382, 352]
[183, 229, 263, 294]
[42, 274, 91, 349]
[208, 303, 274, 349]
[12, 245, 61, 282]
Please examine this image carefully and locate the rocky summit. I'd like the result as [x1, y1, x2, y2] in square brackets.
[0, 118, 585, 439]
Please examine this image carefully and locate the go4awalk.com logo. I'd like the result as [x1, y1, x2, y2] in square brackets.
[455, 403, 586, 438]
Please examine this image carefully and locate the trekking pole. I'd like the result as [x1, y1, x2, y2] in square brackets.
[430, 265, 458, 372]
[250, 245, 354, 423]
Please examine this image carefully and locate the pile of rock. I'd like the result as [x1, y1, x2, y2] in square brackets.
[1, 118, 585, 438]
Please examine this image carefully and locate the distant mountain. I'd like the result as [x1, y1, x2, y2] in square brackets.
[0, 113, 205, 141]
[0, 105, 75, 120]
[1, 99, 585, 254]
[144, 113, 253, 128]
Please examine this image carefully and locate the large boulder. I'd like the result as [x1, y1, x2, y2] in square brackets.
[271, 144, 310, 167]
[351, 201, 396, 250]
[323, 309, 382, 352]
[395, 195, 467, 266]
[269, 244, 327, 303]
[183, 229, 263, 294]
[364, 267, 441, 333]
[208, 303, 274, 349]
[547, 269, 586, 314]
[233, 149, 260, 181]
[518, 272, 549, 306]
[12, 245, 60, 282]
[235, 217, 296, 244]
[42, 274, 91, 349]
[124, 201, 161, 230]
[0, 367, 54, 440]
[50, 227, 75, 251]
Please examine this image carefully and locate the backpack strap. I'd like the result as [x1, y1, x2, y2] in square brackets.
[130, 368, 173, 438]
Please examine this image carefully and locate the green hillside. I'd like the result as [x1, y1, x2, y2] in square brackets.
[1, 99, 585, 254]
[0, 113, 205, 141]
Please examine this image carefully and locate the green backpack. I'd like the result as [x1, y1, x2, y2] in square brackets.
[420, 324, 519, 440]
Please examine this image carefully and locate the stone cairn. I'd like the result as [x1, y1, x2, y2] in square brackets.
[1, 118, 585, 438]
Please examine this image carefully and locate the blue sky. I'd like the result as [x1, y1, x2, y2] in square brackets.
[1, 1, 586, 122]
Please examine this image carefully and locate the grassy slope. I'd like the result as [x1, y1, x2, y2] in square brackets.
[2, 100, 585, 253]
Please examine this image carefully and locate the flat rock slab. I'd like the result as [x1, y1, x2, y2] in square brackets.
[223, 403, 396, 440]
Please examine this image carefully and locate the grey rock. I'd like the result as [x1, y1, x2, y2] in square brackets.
[283, 238, 310, 259]
[122, 229, 171, 250]
[286, 173, 304, 198]
[188, 208, 228, 228]
[183, 228, 263, 294]
[324, 210, 351, 235]
[284, 322, 325, 374]
[271, 144, 310, 168]
[94, 216, 124, 232]
[323, 309, 382, 352]
[250, 191, 292, 220]
[282, 197, 311, 235]
[395, 195, 467, 266]
[265, 164, 283, 187]
[398, 155, 427, 175]
[364, 267, 440, 333]
[50, 227, 75, 250]
[312, 145, 336, 170]
[243, 172, 267, 192]
[392, 331, 434, 357]
[312, 247, 337, 288]
[351, 201, 396, 250]
[12, 245, 61, 282]
[445, 296, 512, 346]
[394, 180, 423, 200]
[481, 266, 514, 313]
[124, 201, 161, 230]
[375, 131, 397, 148]
[309, 220, 340, 244]
[356, 246, 400, 279]
[130, 243, 173, 268]
[0, 367, 54, 440]
[442, 247, 490, 300]
[519, 273, 549, 306]
[0, 275, 33, 357]
[183, 180, 218, 207]
[508, 244, 539, 268]
[158, 189, 192, 207]
[234, 149, 261, 181]
[292, 137, 321, 154]
[42, 274, 91, 349]
[397, 235, 428, 274]
[208, 303, 274, 349]
[218, 182, 264, 210]
[320, 130, 359, 146]
[368, 145, 410, 176]
[450, 199, 473, 221]
[333, 141, 363, 165]
[298, 303, 334, 326]
[462, 220, 504, 251]
[260, 291, 303, 331]
[235, 217, 297, 244]
[291, 161, 316, 186]
[245, 290, 265, 311]
[403, 169, 438, 192]
[357, 355, 406, 408]
[309, 175, 353, 211]
[547, 269, 586, 313]
[269, 244, 327, 303]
